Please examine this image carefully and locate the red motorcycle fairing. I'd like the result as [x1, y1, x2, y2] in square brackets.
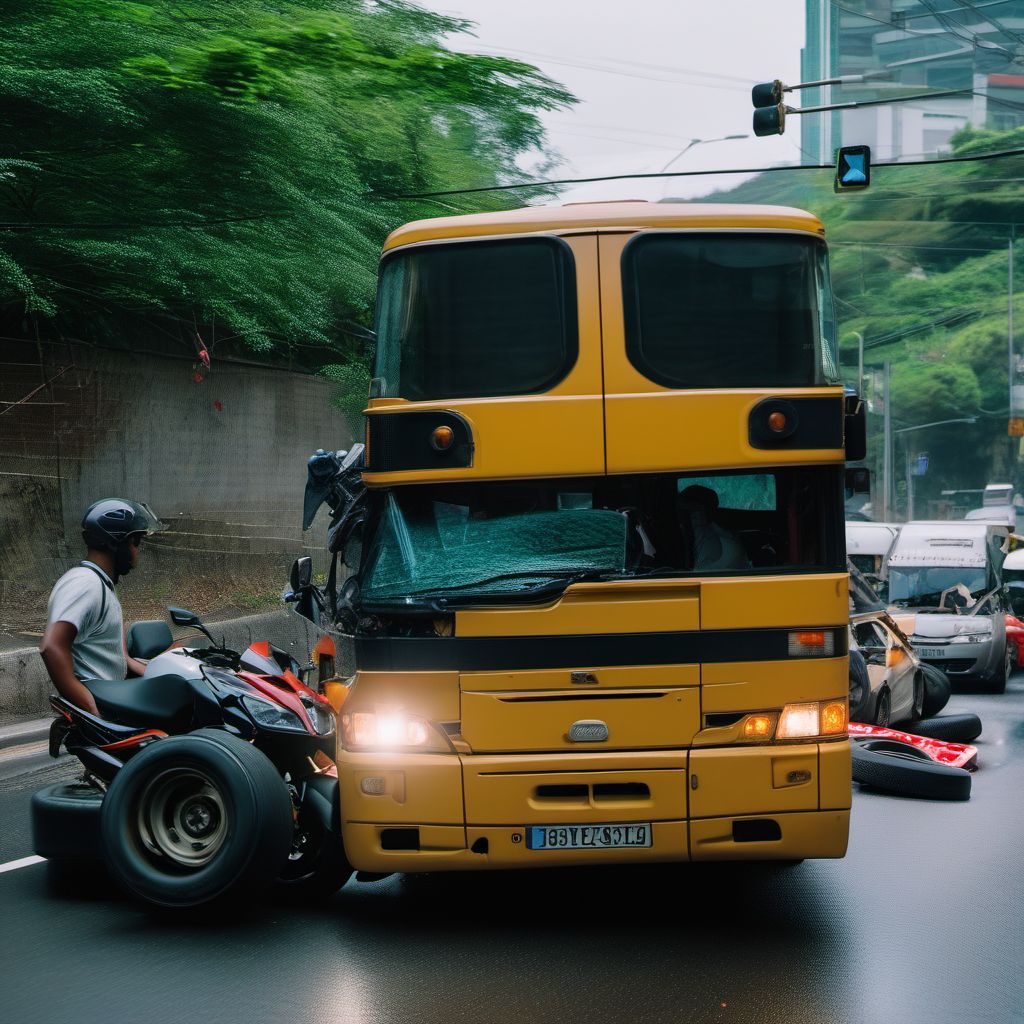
[849, 722, 978, 770]
[236, 650, 333, 738]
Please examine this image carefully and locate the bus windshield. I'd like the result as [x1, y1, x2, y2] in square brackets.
[360, 468, 844, 608]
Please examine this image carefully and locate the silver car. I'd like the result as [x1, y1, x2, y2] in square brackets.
[887, 522, 1012, 694]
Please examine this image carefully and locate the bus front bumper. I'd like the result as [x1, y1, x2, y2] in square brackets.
[338, 741, 851, 873]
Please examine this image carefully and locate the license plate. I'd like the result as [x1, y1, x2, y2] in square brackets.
[918, 647, 945, 659]
[526, 823, 652, 850]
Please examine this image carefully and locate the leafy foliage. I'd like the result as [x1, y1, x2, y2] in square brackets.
[0, 0, 574, 365]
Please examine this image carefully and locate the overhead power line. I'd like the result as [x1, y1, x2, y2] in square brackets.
[374, 143, 1024, 200]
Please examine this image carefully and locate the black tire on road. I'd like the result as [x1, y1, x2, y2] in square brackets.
[100, 728, 294, 909]
[874, 687, 891, 727]
[908, 713, 983, 743]
[980, 643, 1011, 695]
[848, 648, 872, 723]
[31, 781, 104, 862]
[275, 773, 352, 900]
[276, 813, 353, 900]
[911, 670, 925, 721]
[920, 663, 952, 718]
[852, 739, 971, 800]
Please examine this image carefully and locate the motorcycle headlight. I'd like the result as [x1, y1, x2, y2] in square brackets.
[240, 694, 308, 733]
[302, 699, 336, 737]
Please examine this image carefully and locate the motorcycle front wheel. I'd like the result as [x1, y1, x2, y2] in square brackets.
[276, 774, 353, 899]
[100, 729, 293, 909]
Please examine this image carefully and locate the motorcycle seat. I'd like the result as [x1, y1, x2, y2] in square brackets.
[82, 674, 196, 733]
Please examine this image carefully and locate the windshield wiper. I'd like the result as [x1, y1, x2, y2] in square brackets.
[367, 568, 618, 609]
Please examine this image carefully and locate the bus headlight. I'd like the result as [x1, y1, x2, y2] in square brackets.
[777, 700, 847, 740]
[340, 710, 446, 751]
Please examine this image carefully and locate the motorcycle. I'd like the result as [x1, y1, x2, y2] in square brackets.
[32, 607, 351, 909]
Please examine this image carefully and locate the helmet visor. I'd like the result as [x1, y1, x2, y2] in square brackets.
[130, 501, 166, 536]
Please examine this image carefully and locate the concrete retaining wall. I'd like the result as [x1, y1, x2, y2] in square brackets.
[0, 609, 354, 715]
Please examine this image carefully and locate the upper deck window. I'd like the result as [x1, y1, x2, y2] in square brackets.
[622, 233, 839, 389]
[373, 237, 578, 402]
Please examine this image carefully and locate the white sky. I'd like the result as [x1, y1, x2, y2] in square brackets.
[438, 0, 809, 202]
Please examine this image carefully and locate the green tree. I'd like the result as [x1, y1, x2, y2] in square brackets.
[0, 0, 574, 363]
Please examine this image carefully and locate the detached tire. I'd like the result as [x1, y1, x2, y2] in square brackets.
[909, 713, 983, 743]
[874, 687, 891, 727]
[852, 739, 971, 800]
[32, 781, 104, 862]
[920, 663, 952, 718]
[848, 648, 872, 723]
[100, 729, 294, 909]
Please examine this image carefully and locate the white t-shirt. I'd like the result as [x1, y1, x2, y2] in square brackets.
[46, 562, 126, 682]
[692, 522, 751, 572]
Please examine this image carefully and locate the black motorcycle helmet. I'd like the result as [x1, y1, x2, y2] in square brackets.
[81, 499, 164, 576]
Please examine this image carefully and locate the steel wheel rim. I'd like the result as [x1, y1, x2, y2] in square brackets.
[136, 768, 229, 869]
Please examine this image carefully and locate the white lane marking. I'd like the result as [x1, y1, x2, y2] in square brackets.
[0, 855, 45, 874]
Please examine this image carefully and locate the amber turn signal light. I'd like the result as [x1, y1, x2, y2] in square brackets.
[742, 714, 775, 740]
[431, 425, 455, 451]
[767, 411, 788, 433]
[820, 701, 847, 735]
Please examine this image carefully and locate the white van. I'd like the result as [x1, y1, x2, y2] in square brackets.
[887, 521, 1011, 693]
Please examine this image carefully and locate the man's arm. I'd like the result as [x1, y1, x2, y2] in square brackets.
[125, 636, 148, 678]
[40, 621, 100, 716]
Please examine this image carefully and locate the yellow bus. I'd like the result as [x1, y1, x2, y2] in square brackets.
[329, 201, 853, 873]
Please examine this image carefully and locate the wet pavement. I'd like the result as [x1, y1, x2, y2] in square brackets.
[1, 680, 1022, 1024]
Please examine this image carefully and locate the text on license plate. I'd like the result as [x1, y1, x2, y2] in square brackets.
[918, 647, 945, 658]
[526, 823, 652, 850]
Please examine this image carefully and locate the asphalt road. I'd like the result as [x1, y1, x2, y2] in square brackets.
[1, 682, 1022, 1024]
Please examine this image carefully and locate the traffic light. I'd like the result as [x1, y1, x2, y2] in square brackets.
[751, 80, 787, 137]
[835, 145, 871, 192]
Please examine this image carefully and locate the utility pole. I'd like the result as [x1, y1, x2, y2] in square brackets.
[883, 360, 892, 522]
[906, 443, 914, 521]
[850, 331, 864, 399]
[895, 418, 977, 522]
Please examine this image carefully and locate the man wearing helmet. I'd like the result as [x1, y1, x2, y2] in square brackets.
[39, 499, 164, 714]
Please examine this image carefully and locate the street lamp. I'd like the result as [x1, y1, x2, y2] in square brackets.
[658, 133, 748, 174]
[894, 417, 978, 521]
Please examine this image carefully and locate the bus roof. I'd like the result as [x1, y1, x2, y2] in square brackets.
[382, 201, 826, 252]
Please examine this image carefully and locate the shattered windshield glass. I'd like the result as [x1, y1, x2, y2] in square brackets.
[888, 566, 990, 610]
[361, 493, 628, 605]
[357, 468, 843, 609]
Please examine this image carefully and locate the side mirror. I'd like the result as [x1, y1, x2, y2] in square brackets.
[844, 390, 867, 462]
[169, 607, 200, 627]
[168, 607, 216, 646]
[290, 556, 313, 592]
[845, 467, 871, 496]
